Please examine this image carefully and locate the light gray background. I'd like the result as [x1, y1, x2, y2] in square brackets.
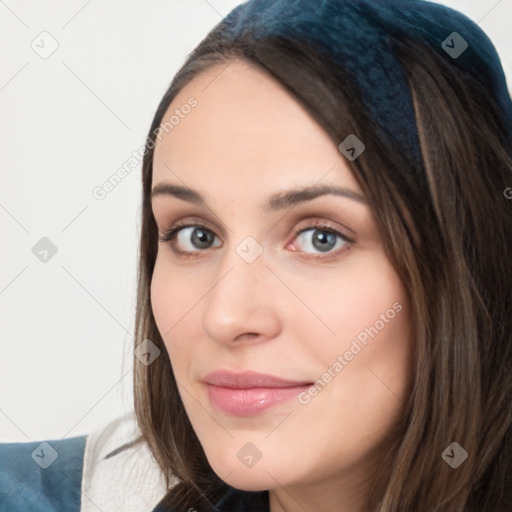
[1, 0, 511, 442]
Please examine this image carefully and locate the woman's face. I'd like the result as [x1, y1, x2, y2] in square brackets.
[150, 59, 412, 500]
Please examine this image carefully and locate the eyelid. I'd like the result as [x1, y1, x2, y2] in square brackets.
[293, 217, 354, 240]
[156, 215, 218, 239]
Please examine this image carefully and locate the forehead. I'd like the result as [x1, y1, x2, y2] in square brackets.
[152, 59, 360, 194]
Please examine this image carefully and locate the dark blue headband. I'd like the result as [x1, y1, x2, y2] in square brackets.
[219, 0, 512, 172]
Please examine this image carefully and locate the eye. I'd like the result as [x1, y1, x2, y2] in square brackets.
[291, 222, 353, 259]
[159, 224, 220, 256]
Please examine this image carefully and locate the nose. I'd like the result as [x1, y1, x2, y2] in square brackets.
[201, 243, 281, 347]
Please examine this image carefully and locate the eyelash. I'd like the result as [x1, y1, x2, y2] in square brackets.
[158, 219, 354, 260]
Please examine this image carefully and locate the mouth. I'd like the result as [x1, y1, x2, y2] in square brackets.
[202, 370, 314, 416]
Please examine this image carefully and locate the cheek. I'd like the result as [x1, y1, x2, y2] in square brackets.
[150, 260, 173, 337]
[287, 260, 411, 469]
[296, 252, 408, 350]
[296, 252, 412, 401]
[149, 258, 197, 369]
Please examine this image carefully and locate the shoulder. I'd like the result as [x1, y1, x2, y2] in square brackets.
[0, 431, 87, 511]
[81, 411, 169, 512]
[0, 412, 170, 512]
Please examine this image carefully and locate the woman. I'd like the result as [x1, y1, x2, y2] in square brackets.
[1, 1, 511, 511]
[135, 0, 512, 510]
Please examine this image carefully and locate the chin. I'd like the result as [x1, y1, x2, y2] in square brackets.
[205, 451, 286, 491]
[217, 470, 274, 492]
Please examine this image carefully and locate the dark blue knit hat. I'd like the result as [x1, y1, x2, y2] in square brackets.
[219, 0, 512, 172]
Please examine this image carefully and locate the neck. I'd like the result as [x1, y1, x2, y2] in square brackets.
[268, 473, 371, 512]
[267, 441, 393, 512]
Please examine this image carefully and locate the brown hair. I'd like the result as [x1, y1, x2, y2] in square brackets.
[130, 20, 512, 512]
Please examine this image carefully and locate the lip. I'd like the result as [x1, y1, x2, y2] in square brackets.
[202, 370, 313, 416]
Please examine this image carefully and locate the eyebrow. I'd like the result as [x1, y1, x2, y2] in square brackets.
[151, 182, 366, 212]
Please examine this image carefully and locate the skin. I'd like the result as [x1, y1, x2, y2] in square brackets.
[150, 59, 412, 512]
